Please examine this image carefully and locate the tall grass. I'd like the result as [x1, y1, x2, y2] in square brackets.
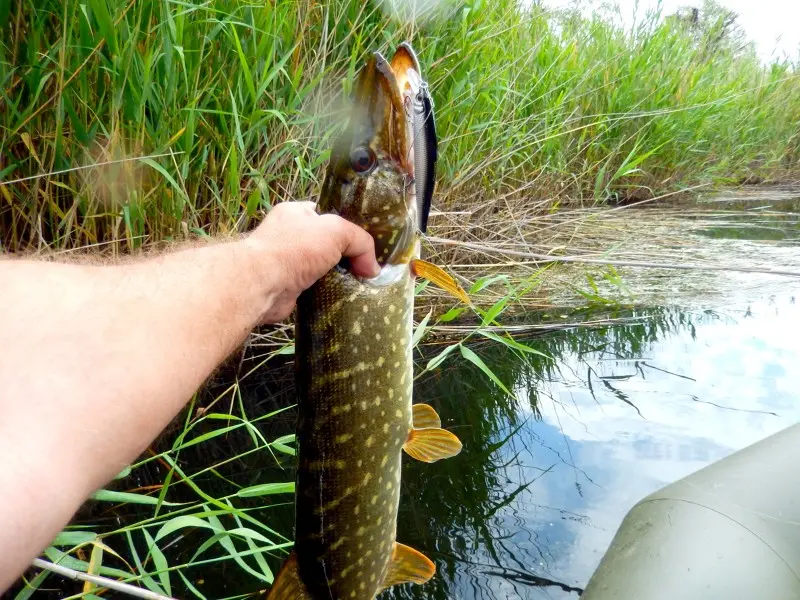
[1, 0, 798, 253]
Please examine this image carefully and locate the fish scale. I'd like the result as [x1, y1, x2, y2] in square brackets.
[294, 270, 414, 599]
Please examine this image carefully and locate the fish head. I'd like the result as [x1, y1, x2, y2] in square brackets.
[319, 45, 423, 268]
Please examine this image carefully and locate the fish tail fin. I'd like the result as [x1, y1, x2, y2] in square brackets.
[266, 554, 312, 600]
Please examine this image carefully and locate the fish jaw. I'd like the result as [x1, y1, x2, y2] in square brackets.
[319, 48, 422, 268]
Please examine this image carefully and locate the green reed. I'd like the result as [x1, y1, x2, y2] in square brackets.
[1, 0, 798, 252]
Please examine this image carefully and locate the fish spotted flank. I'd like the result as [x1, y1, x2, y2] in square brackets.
[266, 43, 465, 600]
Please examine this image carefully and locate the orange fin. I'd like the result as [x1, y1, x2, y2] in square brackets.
[403, 427, 462, 463]
[412, 403, 441, 429]
[266, 553, 312, 600]
[381, 542, 435, 589]
[410, 259, 471, 305]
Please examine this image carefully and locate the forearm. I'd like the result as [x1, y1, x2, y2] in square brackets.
[0, 201, 378, 591]
[0, 239, 268, 587]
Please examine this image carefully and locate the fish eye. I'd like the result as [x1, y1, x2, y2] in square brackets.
[350, 146, 377, 175]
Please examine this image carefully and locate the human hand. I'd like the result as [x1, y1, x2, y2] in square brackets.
[243, 201, 380, 323]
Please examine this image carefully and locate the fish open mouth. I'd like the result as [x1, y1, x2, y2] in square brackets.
[348, 50, 414, 179]
[350, 43, 426, 195]
[321, 43, 450, 284]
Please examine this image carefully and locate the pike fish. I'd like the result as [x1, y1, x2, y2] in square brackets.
[267, 43, 466, 600]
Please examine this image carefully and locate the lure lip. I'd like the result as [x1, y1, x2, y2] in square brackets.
[412, 81, 437, 234]
[390, 42, 437, 235]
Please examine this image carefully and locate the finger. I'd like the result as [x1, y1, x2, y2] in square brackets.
[349, 251, 381, 279]
[320, 215, 380, 278]
[270, 200, 316, 218]
[292, 200, 317, 214]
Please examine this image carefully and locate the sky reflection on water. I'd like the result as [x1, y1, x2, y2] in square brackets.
[415, 290, 800, 599]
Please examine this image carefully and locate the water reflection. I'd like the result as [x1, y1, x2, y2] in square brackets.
[391, 293, 800, 599]
[29, 288, 796, 600]
[693, 195, 800, 241]
[42, 291, 800, 600]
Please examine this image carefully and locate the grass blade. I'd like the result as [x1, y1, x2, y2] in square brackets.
[142, 529, 171, 596]
[237, 482, 295, 497]
[91, 490, 181, 506]
[459, 344, 512, 395]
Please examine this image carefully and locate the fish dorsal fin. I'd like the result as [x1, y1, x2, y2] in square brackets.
[403, 427, 462, 463]
[410, 259, 471, 305]
[412, 403, 442, 429]
[266, 553, 312, 600]
[381, 542, 435, 590]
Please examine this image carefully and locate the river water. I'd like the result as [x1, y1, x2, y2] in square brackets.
[16, 186, 800, 599]
[387, 187, 800, 599]
[394, 296, 800, 599]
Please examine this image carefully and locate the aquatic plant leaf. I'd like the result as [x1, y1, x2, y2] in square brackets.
[113, 465, 132, 479]
[237, 482, 295, 497]
[480, 295, 510, 327]
[426, 343, 459, 371]
[412, 308, 433, 348]
[459, 344, 512, 395]
[178, 570, 208, 600]
[144, 529, 171, 596]
[87, 0, 118, 54]
[43, 547, 132, 579]
[204, 515, 274, 584]
[438, 306, 466, 322]
[469, 274, 510, 294]
[124, 530, 167, 597]
[51, 531, 97, 547]
[91, 489, 181, 506]
[83, 543, 103, 595]
[226, 527, 275, 544]
[477, 330, 551, 358]
[13, 568, 49, 600]
[230, 26, 256, 104]
[141, 158, 190, 204]
[154, 516, 220, 542]
[179, 423, 244, 449]
[272, 442, 296, 456]
[228, 504, 274, 583]
[91, 539, 123, 560]
[272, 434, 297, 456]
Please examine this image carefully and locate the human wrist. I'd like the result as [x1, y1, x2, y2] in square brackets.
[238, 234, 287, 323]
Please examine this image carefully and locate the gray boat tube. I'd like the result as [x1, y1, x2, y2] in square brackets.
[581, 423, 800, 600]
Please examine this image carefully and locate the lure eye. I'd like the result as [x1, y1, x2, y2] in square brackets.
[350, 146, 377, 174]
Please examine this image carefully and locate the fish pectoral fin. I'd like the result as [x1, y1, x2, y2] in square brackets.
[412, 403, 441, 429]
[403, 427, 462, 463]
[381, 542, 435, 590]
[410, 259, 471, 305]
[266, 553, 312, 600]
